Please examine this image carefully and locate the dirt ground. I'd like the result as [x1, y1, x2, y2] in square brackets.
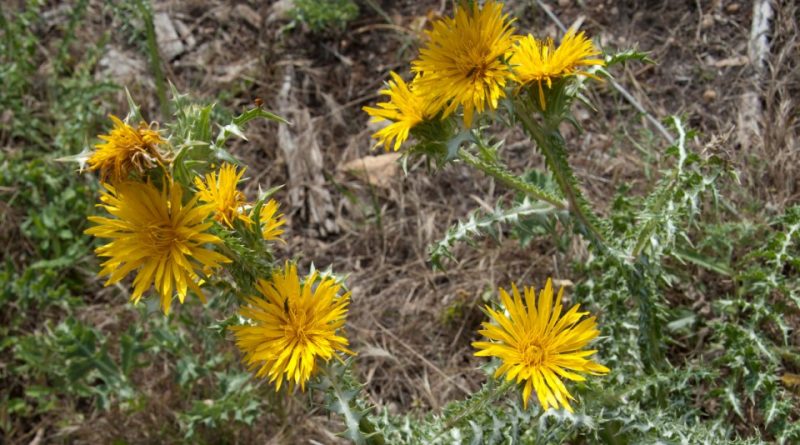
[32, 0, 800, 441]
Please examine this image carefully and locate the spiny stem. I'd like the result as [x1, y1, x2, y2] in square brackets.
[136, 0, 170, 119]
[431, 380, 515, 442]
[457, 149, 566, 209]
[320, 364, 385, 445]
[514, 102, 608, 249]
[623, 259, 666, 370]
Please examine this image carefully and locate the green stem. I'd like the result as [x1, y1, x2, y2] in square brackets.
[320, 364, 385, 445]
[514, 102, 608, 249]
[623, 258, 666, 370]
[431, 380, 515, 442]
[136, 0, 170, 119]
[457, 149, 566, 209]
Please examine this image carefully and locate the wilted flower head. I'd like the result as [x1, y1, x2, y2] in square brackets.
[88, 115, 165, 183]
[230, 263, 354, 391]
[85, 180, 230, 314]
[510, 28, 604, 108]
[473, 278, 609, 412]
[411, 0, 515, 127]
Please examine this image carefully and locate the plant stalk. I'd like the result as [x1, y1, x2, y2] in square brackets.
[457, 149, 566, 209]
[136, 0, 170, 119]
[514, 101, 608, 249]
[431, 379, 515, 442]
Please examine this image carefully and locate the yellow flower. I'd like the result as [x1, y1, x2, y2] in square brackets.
[411, 1, 515, 127]
[85, 181, 230, 315]
[230, 263, 354, 391]
[194, 163, 251, 228]
[510, 28, 604, 108]
[252, 199, 286, 241]
[472, 279, 609, 412]
[88, 115, 165, 183]
[362, 72, 434, 151]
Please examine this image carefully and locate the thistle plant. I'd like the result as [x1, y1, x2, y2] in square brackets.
[61, 1, 798, 443]
[356, 1, 791, 442]
[75, 88, 383, 442]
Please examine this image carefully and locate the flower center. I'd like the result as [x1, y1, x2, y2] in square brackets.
[466, 62, 489, 84]
[521, 341, 547, 367]
[147, 224, 179, 251]
[286, 308, 311, 345]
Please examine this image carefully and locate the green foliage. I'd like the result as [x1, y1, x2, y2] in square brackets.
[709, 206, 800, 443]
[178, 371, 265, 439]
[429, 197, 561, 269]
[1, 3, 114, 436]
[406, 191, 799, 444]
[168, 84, 286, 186]
[418, 88, 796, 442]
[291, 0, 359, 32]
[5, 302, 274, 441]
[13, 318, 142, 410]
[317, 361, 386, 445]
[0, 4, 284, 441]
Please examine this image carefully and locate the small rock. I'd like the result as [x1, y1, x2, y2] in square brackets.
[153, 12, 184, 60]
[173, 19, 196, 50]
[97, 47, 150, 86]
[725, 2, 740, 13]
[701, 14, 714, 29]
[703, 89, 718, 103]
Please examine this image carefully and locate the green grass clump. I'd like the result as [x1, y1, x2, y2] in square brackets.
[291, 0, 359, 32]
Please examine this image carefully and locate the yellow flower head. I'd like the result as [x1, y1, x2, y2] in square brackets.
[230, 263, 354, 391]
[251, 198, 286, 241]
[88, 115, 165, 183]
[510, 28, 604, 108]
[194, 163, 251, 228]
[411, 0, 515, 127]
[85, 181, 230, 315]
[472, 279, 609, 412]
[362, 72, 435, 151]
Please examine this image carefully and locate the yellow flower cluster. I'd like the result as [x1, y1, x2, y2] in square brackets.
[193, 162, 286, 241]
[230, 263, 354, 391]
[84, 116, 286, 315]
[84, 113, 348, 393]
[473, 279, 609, 411]
[85, 181, 230, 315]
[80, 4, 611, 405]
[363, 1, 604, 150]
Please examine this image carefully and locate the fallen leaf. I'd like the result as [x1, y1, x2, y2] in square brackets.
[339, 153, 401, 188]
[780, 373, 800, 388]
[709, 55, 749, 68]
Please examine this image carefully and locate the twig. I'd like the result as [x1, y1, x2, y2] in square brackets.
[737, 0, 773, 148]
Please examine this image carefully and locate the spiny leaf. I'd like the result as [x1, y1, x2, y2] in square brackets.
[429, 198, 558, 269]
